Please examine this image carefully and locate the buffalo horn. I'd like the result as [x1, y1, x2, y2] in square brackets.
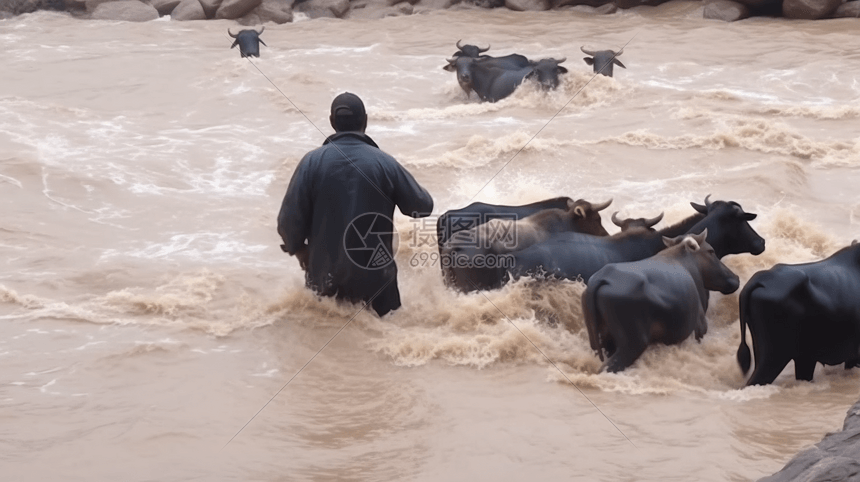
[456, 39, 464, 50]
[592, 198, 612, 212]
[580, 46, 597, 56]
[644, 212, 664, 228]
[704, 194, 713, 209]
[255, 26, 265, 35]
[479, 44, 490, 53]
[611, 211, 623, 227]
[228, 28, 238, 38]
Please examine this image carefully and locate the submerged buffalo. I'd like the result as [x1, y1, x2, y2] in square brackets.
[609, 211, 664, 232]
[443, 54, 568, 102]
[508, 195, 765, 287]
[437, 197, 611, 292]
[581, 47, 625, 77]
[583, 229, 740, 373]
[229, 27, 266, 58]
[737, 240, 860, 386]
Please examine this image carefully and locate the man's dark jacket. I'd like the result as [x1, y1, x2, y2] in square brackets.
[278, 132, 433, 316]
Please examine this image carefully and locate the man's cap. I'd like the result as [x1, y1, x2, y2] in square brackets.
[330, 92, 366, 119]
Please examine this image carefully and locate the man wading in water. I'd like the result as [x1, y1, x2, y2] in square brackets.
[278, 92, 434, 316]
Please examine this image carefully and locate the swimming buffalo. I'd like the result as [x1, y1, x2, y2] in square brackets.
[610, 211, 664, 232]
[452, 39, 490, 59]
[437, 197, 611, 292]
[581, 47, 625, 77]
[509, 195, 765, 286]
[443, 55, 567, 102]
[583, 229, 740, 372]
[737, 240, 860, 386]
[229, 27, 266, 58]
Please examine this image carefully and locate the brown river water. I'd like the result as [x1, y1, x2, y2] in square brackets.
[2, 3, 859, 480]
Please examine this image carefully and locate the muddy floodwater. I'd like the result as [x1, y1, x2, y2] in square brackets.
[2, 4, 859, 481]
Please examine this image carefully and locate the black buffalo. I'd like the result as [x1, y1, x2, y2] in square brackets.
[452, 39, 491, 59]
[229, 27, 266, 58]
[443, 54, 567, 102]
[509, 195, 765, 286]
[583, 229, 740, 372]
[737, 240, 860, 386]
[581, 47, 625, 77]
[609, 211, 664, 232]
[437, 197, 611, 292]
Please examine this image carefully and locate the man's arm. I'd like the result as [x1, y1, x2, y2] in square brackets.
[277, 156, 314, 257]
[389, 160, 434, 218]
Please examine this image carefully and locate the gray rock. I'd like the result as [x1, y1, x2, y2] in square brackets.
[613, 0, 671, 8]
[246, 0, 292, 22]
[151, 0, 181, 14]
[412, 0, 453, 9]
[198, 0, 220, 16]
[731, 0, 778, 8]
[761, 400, 860, 482]
[64, 0, 88, 10]
[703, 0, 750, 21]
[505, 0, 550, 10]
[594, 1, 617, 13]
[91, 0, 159, 19]
[348, 0, 410, 17]
[832, 0, 860, 18]
[171, 0, 205, 18]
[85, 0, 129, 12]
[293, 0, 348, 17]
[782, 0, 842, 19]
[215, 0, 261, 18]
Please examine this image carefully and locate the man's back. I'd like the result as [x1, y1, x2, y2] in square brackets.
[278, 131, 433, 316]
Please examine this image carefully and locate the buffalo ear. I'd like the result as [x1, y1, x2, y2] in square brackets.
[583, 57, 594, 66]
[852, 239, 858, 246]
[558, 66, 568, 74]
[690, 202, 708, 214]
[443, 63, 456, 72]
[693, 228, 708, 246]
[259, 39, 267, 47]
[683, 237, 701, 252]
[574, 206, 586, 219]
[662, 235, 676, 248]
[614, 59, 626, 69]
[743, 212, 757, 221]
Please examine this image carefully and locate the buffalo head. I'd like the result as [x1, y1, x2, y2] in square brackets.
[691, 195, 766, 258]
[525, 57, 568, 90]
[581, 47, 625, 77]
[443, 56, 475, 98]
[229, 27, 266, 58]
[570, 198, 612, 236]
[663, 229, 740, 295]
[611, 211, 664, 232]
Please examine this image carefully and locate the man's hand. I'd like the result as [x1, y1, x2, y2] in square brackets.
[294, 244, 309, 271]
[280, 243, 310, 271]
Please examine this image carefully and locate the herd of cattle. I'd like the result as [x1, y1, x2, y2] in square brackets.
[224, 32, 859, 384]
[435, 196, 860, 385]
[443, 40, 624, 102]
[228, 32, 623, 103]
